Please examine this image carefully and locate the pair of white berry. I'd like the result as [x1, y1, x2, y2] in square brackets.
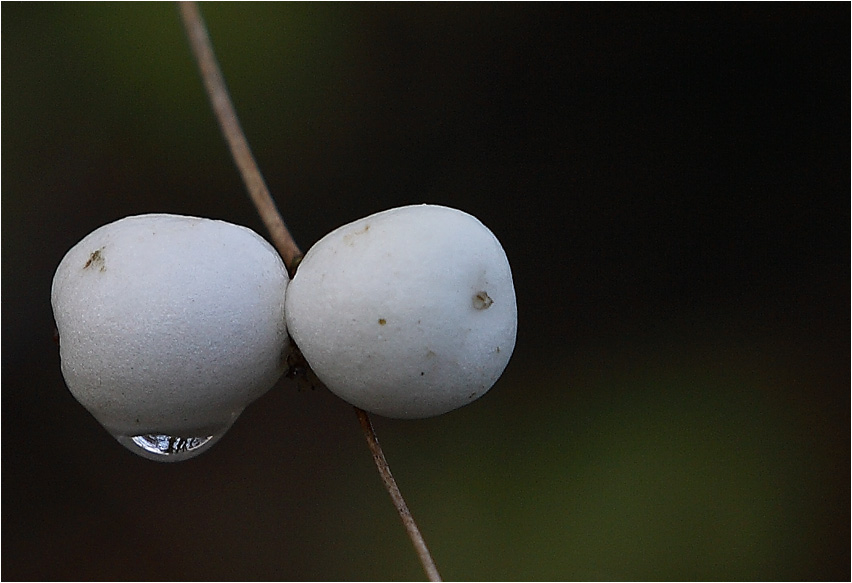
[51, 205, 517, 461]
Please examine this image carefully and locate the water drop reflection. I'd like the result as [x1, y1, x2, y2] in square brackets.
[114, 430, 226, 462]
[133, 433, 212, 454]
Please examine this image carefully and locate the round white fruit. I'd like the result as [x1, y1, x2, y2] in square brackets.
[285, 204, 517, 419]
[51, 214, 290, 444]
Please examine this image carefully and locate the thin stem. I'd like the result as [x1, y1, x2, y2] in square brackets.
[355, 407, 442, 582]
[178, 1, 301, 272]
[177, 3, 441, 580]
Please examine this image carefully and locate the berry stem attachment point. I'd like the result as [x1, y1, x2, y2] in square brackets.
[178, 3, 442, 579]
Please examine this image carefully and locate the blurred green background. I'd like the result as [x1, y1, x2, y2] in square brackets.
[3, 3, 848, 580]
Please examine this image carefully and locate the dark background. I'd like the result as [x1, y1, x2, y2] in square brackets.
[3, 3, 849, 580]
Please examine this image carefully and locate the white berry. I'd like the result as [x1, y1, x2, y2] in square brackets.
[285, 204, 517, 419]
[51, 214, 290, 461]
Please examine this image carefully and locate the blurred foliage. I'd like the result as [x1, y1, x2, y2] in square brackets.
[2, 3, 848, 580]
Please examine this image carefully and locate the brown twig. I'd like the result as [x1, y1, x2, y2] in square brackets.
[177, 3, 441, 580]
[178, 1, 301, 272]
[355, 408, 442, 582]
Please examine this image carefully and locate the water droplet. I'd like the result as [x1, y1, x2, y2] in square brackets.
[114, 429, 228, 462]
